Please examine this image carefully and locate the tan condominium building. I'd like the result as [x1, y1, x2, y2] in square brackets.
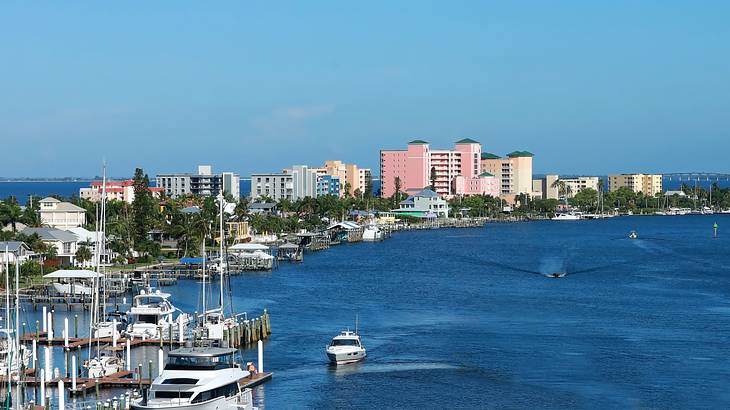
[608, 174, 663, 196]
[480, 151, 534, 198]
[323, 160, 372, 197]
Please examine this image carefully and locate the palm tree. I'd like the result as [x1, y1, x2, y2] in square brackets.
[75, 244, 93, 266]
[0, 199, 23, 232]
[550, 179, 572, 204]
[393, 176, 402, 207]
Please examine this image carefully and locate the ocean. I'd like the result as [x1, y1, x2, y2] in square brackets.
[14, 214, 730, 409]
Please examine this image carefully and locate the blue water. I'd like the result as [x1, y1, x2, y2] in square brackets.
[12, 214, 730, 408]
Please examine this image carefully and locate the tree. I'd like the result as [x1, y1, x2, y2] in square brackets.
[430, 167, 437, 191]
[0, 198, 23, 232]
[131, 168, 156, 253]
[551, 179, 573, 201]
[75, 244, 92, 266]
[393, 176, 402, 207]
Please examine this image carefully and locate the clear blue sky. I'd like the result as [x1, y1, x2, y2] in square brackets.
[2, 1, 728, 178]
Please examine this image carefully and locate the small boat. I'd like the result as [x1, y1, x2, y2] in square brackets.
[126, 289, 191, 340]
[551, 212, 581, 221]
[326, 330, 366, 365]
[44, 269, 102, 296]
[85, 350, 124, 378]
[362, 224, 384, 241]
[629, 231, 638, 240]
[130, 347, 256, 410]
[543, 272, 567, 279]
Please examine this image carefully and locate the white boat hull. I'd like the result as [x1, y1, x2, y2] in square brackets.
[132, 392, 254, 410]
[51, 282, 93, 295]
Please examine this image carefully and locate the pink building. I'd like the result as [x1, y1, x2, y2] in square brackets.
[453, 173, 499, 197]
[80, 180, 162, 204]
[380, 139, 485, 198]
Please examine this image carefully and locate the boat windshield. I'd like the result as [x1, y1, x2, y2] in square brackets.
[165, 354, 234, 370]
[330, 339, 359, 347]
[135, 296, 167, 307]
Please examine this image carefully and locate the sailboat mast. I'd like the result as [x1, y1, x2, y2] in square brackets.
[202, 239, 206, 316]
[14, 258, 20, 410]
[219, 194, 224, 311]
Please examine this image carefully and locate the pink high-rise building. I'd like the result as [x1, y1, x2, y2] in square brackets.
[380, 139, 495, 198]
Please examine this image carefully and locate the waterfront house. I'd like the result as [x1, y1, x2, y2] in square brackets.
[249, 202, 278, 215]
[67, 227, 114, 265]
[0, 241, 33, 263]
[21, 227, 80, 266]
[391, 188, 449, 218]
[39, 197, 86, 229]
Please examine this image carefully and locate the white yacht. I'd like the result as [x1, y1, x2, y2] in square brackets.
[362, 224, 383, 241]
[126, 289, 191, 340]
[551, 212, 581, 221]
[326, 330, 366, 365]
[0, 329, 31, 377]
[130, 347, 256, 410]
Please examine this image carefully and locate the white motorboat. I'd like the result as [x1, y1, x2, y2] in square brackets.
[94, 315, 126, 339]
[44, 269, 103, 296]
[326, 330, 366, 365]
[130, 347, 256, 410]
[551, 212, 581, 221]
[0, 329, 31, 377]
[362, 224, 383, 241]
[84, 351, 124, 378]
[126, 289, 191, 340]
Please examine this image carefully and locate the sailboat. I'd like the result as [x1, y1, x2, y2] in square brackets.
[1, 254, 31, 382]
[196, 195, 239, 344]
[84, 164, 125, 378]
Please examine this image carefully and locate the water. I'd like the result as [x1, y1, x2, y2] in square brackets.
[13, 215, 730, 409]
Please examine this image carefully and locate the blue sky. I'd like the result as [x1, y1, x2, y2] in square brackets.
[1, 1, 728, 177]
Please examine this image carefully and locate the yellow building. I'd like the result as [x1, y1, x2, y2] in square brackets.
[480, 151, 534, 199]
[323, 160, 371, 197]
[608, 174, 663, 196]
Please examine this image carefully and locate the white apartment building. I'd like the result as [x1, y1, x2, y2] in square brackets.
[608, 174, 663, 196]
[157, 165, 240, 198]
[250, 173, 293, 201]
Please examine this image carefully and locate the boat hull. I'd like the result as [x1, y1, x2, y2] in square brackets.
[326, 349, 366, 365]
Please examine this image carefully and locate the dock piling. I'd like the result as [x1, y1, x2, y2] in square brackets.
[75, 315, 78, 338]
[112, 319, 117, 348]
[44, 346, 51, 379]
[258, 340, 263, 373]
[157, 349, 163, 377]
[40, 370, 46, 407]
[42, 306, 47, 332]
[47, 311, 53, 341]
[64, 318, 69, 347]
[72, 354, 77, 390]
[58, 379, 65, 410]
[125, 342, 130, 371]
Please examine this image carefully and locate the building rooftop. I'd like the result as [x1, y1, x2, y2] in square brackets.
[455, 138, 480, 144]
[40, 197, 61, 203]
[481, 153, 501, 160]
[21, 227, 78, 242]
[408, 139, 429, 145]
[506, 150, 535, 158]
[412, 188, 439, 198]
[479, 172, 494, 177]
[0, 241, 28, 252]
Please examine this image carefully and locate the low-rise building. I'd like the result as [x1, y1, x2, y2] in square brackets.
[79, 180, 162, 204]
[608, 174, 662, 196]
[21, 227, 80, 266]
[533, 175, 599, 199]
[392, 188, 449, 218]
[0, 241, 33, 263]
[156, 165, 240, 199]
[453, 173, 500, 197]
[291, 165, 320, 200]
[39, 197, 86, 229]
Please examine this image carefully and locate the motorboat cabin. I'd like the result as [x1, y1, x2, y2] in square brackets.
[130, 347, 256, 410]
[126, 289, 190, 340]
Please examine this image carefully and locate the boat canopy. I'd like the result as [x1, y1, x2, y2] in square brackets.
[229, 243, 269, 251]
[44, 269, 104, 279]
[278, 243, 299, 249]
[180, 257, 206, 264]
[327, 221, 361, 230]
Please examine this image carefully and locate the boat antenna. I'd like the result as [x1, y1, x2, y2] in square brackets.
[355, 314, 359, 335]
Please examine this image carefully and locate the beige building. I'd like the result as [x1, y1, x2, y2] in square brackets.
[534, 175, 601, 199]
[608, 174, 662, 196]
[323, 160, 371, 197]
[481, 151, 534, 199]
[39, 197, 86, 229]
